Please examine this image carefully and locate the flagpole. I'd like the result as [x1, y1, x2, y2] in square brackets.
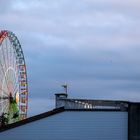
[62, 84, 68, 94]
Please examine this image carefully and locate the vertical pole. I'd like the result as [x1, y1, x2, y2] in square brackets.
[62, 84, 68, 94]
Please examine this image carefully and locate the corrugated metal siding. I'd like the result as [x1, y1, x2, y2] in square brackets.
[0, 111, 128, 140]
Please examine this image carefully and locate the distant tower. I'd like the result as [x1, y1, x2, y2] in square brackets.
[55, 84, 68, 108]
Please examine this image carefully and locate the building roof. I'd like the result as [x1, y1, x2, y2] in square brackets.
[0, 107, 65, 132]
[0, 98, 131, 132]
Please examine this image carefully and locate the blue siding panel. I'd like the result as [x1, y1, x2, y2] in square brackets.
[0, 111, 128, 140]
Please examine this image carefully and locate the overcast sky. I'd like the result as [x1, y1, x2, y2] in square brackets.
[0, 0, 140, 116]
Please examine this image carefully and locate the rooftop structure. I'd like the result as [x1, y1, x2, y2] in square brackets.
[0, 93, 140, 140]
[55, 93, 128, 111]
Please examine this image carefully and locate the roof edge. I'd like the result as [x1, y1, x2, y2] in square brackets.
[65, 108, 128, 112]
[0, 107, 64, 132]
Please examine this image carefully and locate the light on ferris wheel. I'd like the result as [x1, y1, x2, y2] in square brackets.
[16, 92, 19, 104]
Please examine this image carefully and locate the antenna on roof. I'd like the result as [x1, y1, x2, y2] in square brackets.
[61, 83, 68, 94]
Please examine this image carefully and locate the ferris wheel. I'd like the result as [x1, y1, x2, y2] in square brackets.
[0, 30, 28, 125]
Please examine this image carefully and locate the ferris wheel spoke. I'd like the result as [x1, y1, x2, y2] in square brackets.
[0, 63, 5, 81]
[12, 73, 19, 91]
[2, 78, 9, 93]
[0, 88, 9, 97]
[13, 53, 17, 71]
[0, 92, 9, 98]
[4, 103, 10, 113]
[7, 70, 17, 96]
[0, 58, 5, 78]
[0, 100, 8, 104]
[9, 39, 11, 67]
[4, 39, 8, 69]
[13, 83, 19, 96]
[11, 46, 17, 74]
[2, 101, 9, 113]
[10, 41, 14, 69]
[0, 47, 9, 90]
[3, 76, 10, 93]
[1, 43, 6, 70]
[14, 87, 18, 94]
[0, 61, 9, 92]
[10, 40, 14, 68]
[7, 38, 10, 68]
[11, 45, 14, 68]
[0, 91, 9, 98]
[0, 101, 9, 113]
[6, 38, 9, 70]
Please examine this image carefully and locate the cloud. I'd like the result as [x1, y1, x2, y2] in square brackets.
[1, 0, 140, 51]
[0, 0, 140, 115]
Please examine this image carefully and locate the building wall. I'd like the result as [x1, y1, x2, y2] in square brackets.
[0, 111, 128, 140]
[128, 103, 140, 140]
